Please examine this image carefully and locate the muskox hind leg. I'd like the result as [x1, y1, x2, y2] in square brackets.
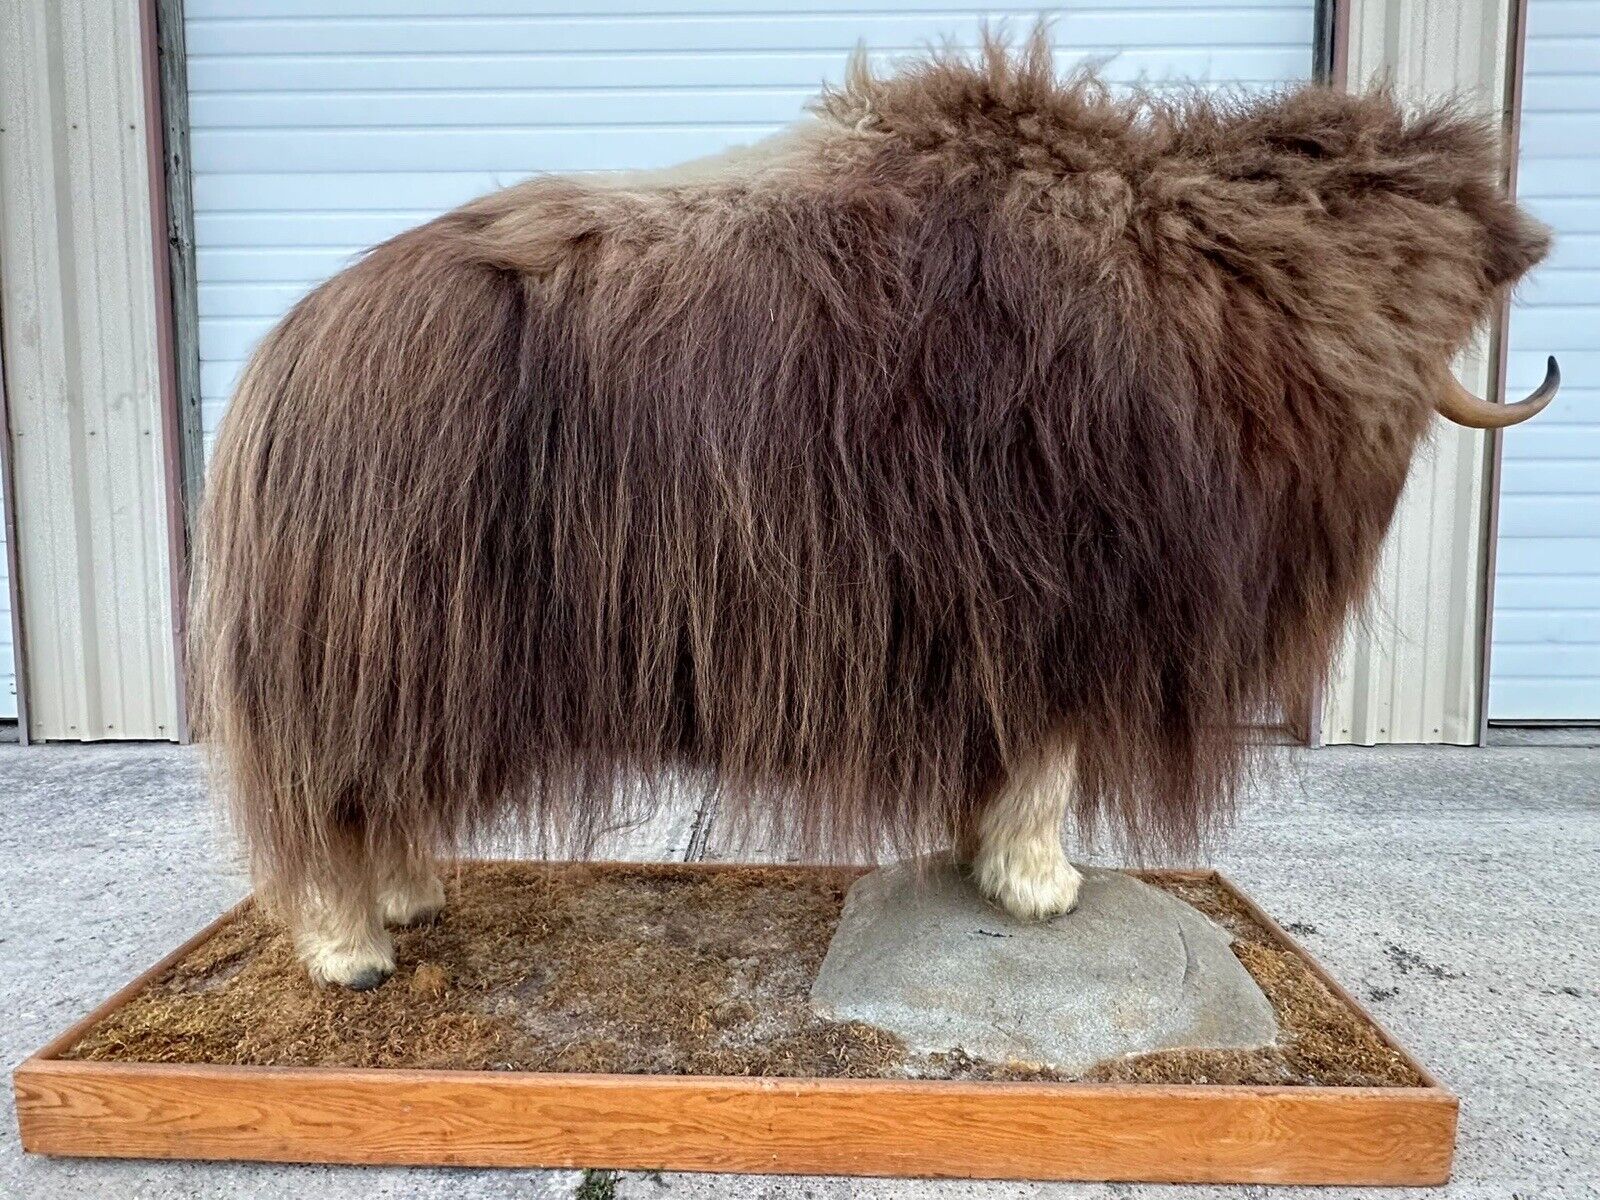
[290, 825, 395, 991]
[377, 850, 445, 928]
[968, 741, 1082, 921]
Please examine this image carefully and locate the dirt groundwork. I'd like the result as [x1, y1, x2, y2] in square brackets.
[64, 861, 1421, 1087]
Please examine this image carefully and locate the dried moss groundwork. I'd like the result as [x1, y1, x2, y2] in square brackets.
[66, 862, 1421, 1087]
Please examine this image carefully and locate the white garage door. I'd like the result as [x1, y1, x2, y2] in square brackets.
[184, 1, 1316, 451]
[1490, 0, 1600, 721]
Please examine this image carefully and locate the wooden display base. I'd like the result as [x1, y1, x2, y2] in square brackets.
[13, 865, 1457, 1185]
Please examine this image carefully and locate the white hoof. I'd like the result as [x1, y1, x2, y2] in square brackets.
[973, 847, 1082, 922]
[296, 927, 396, 991]
[380, 874, 446, 927]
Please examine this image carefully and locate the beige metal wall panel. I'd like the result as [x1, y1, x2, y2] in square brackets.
[1323, 0, 1511, 745]
[0, 0, 179, 739]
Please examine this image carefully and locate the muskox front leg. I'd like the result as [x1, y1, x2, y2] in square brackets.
[290, 826, 395, 991]
[969, 743, 1082, 921]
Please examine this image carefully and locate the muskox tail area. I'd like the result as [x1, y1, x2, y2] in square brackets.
[191, 219, 545, 920]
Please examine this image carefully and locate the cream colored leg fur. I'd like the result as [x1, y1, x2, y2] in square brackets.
[972, 742, 1082, 920]
[294, 848, 443, 989]
[295, 742, 1075, 987]
[294, 884, 394, 991]
[378, 856, 446, 928]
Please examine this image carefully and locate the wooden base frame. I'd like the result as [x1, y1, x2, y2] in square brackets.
[13, 866, 1457, 1185]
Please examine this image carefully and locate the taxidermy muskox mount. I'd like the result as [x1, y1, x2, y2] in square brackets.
[196, 36, 1559, 989]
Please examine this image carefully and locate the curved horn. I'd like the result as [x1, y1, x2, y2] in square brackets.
[1436, 355, 1560, 429]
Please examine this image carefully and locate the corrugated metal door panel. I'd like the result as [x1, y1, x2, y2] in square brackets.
[1, 0, 179, 740]
[185, 1, 1316, 447]
[1490, 0, 1600, 720]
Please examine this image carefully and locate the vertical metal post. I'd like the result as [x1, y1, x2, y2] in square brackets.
[1476, 0, 1533, 744]
[0, 328, 30, 744]
[138, 0, 200, 742]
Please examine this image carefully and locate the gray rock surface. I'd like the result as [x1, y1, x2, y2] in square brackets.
[809, 857, 1277, 1074]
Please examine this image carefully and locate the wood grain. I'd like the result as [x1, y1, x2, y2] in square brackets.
[15, 1061, 1456, 1184]
[11, 862, 1459, 1185]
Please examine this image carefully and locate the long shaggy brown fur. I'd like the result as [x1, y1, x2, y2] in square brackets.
[194, 34, 1549, 915]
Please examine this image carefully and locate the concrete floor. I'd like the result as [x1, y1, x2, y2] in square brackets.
[1, 742, 1596, 1199]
